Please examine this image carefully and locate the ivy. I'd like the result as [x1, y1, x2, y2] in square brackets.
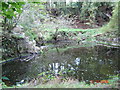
[1, 2, 25, 19]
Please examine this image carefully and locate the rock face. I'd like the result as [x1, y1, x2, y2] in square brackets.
[2, 26, 40, 60]
[18, 37, 40, 53]
[12, 26, 40, 53]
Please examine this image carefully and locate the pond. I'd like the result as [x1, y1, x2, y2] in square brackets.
[2, 41, 119, 86]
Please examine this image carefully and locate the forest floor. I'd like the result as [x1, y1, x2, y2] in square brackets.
[35, 16, 119, 48]
[8, 75, 119, 88]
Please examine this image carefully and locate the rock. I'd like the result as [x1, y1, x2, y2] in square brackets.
[12, 25, 24, 33]
[18, 37, 40, 53]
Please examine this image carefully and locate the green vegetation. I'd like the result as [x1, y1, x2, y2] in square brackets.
[100, 2, 119, 33]
[2, 73, 119, 88]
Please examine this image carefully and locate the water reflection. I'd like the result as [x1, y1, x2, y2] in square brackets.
[75, 58, 80, 65]
[2, 45, 119, 85]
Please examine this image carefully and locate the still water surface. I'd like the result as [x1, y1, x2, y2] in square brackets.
[2, 42, 119, 85]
